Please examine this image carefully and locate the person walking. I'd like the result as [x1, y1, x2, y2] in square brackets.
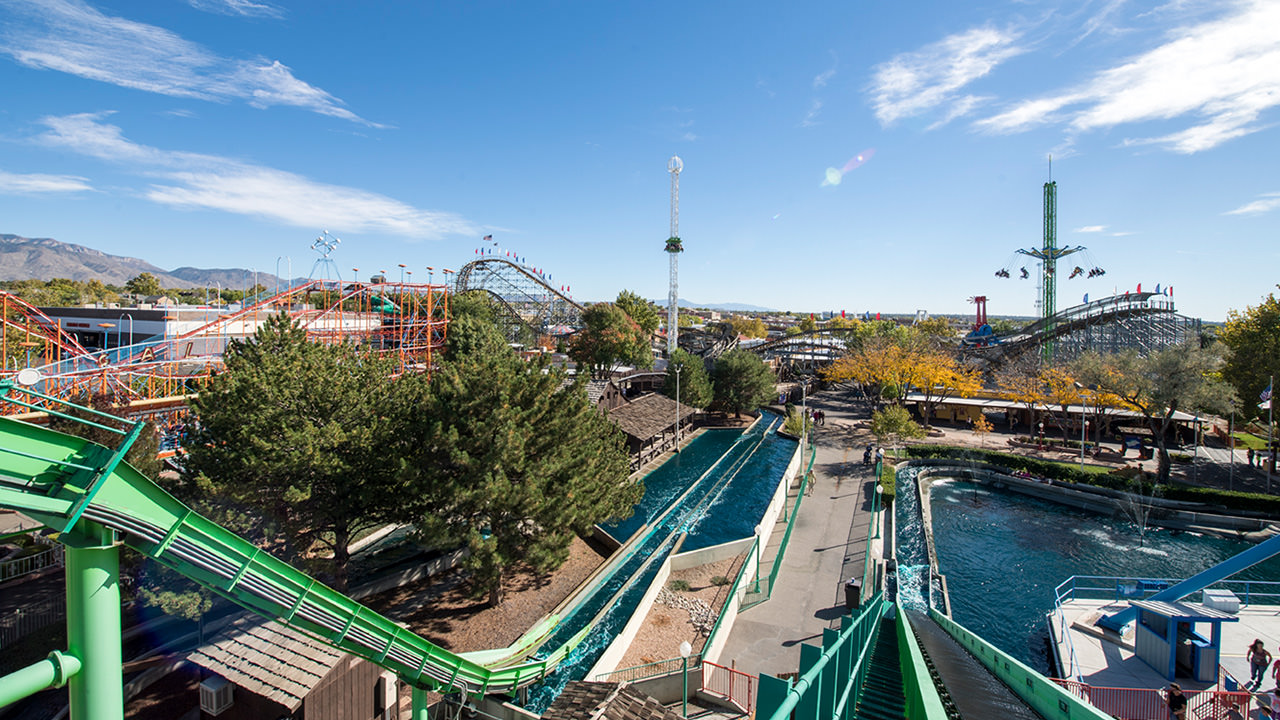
[1165, 682, 1187, 720]
[1249, 639, 1272, 690]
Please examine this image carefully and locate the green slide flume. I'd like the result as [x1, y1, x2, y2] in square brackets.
[0, 384, 589, 702]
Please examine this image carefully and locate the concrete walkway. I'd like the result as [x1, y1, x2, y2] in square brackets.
[718, 388, 882, 679]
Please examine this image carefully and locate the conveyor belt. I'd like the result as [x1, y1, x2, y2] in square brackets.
[906, 610, 1044, 720]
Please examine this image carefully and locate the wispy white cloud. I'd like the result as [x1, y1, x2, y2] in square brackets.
[802, 99, 824, 127]
[35, 113, 475, 238]
[813, 52, 838, 89]
[1225, 191, 1280, 216]
[977, 0, 1280, 153]
[187, 0, 283, 19]
[0, 168, 93, 194]
[869, 26, 1024, 127]
[1075, 225, 1107, 232]
[0, 0, 374, 125]
[681, 132, 698, 142]
[1109, 231, 1136, 236]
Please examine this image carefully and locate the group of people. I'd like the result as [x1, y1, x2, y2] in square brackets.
[861, 443, 884, 467]
[1160, 639, 1279, 720]
[1246, 448, 1277, 472]
[808, 408, 826, 426]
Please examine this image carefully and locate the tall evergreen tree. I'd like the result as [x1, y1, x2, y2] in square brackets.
[401, 317, 638, 606]
[712, 349, 776, 418]
[182, 315, 409, 591]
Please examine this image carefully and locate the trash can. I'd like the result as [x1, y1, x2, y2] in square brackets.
[845, 578, 862, 610]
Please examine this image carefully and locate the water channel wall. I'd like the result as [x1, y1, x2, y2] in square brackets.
[587, 438, 804, 677]
[904, 459, 1279, 540]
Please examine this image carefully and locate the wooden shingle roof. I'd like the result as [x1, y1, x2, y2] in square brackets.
[543, 681, 685, 720]
[186, 615, 345, 711]
[607, 393, 697, 442]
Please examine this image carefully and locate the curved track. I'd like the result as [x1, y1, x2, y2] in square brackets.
[455, 258, 584, 342]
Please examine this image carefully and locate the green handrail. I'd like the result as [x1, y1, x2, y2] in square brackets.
[895, 605, 950, 719]
[756, 592, 887, 720]
[928, 608, 1112, 720]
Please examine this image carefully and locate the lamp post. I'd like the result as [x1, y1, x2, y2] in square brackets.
[1038, 422, 1044, 452]
[673, 362, 683, 453]
[679, 640, 692, 717]
[752, 524, 762, 593]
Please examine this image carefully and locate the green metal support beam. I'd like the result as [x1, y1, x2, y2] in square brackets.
[0, 651, 81, 708]
[64, 521, 123, 720]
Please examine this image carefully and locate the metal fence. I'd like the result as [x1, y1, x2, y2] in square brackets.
[1055, 679, 1250, 720]
[0, 596, 66, 649]
[702, 661, 756, 713]
[594, 653, 700, 684]
[0, 544, 64, 583]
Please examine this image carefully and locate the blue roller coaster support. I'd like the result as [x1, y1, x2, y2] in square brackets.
[1098, 532, 1280, 632]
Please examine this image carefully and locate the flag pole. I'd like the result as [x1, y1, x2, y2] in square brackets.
[1269, 375, 1274, 494]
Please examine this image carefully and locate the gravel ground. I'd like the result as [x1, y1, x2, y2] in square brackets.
[615, 553, 746, 669]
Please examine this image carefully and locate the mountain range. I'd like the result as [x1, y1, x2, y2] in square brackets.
[0, 234, 287, 290]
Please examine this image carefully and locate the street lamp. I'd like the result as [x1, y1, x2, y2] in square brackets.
[673, 362, 683, 453]
[679, 640, 692, 717]
[1038, 422, 1045, 452]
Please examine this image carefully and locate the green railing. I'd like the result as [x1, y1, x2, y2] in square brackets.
[895, 606, 949, 719]
[593, 652, 702, 684]
[757, 592, 887, 720]
[742, 442, 816, 608]
[928, 608, 1112, 720]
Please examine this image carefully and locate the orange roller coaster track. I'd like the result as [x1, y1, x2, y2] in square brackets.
[0, 280, 449, 413]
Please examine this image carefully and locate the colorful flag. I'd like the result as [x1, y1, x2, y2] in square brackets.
[1137, 283, 1142, 293]
[1083, 293, 1089, 303]
[1155, 284, 1161, 294]
[483, 234, 493, 243]
[1262, 382, 1273, 403]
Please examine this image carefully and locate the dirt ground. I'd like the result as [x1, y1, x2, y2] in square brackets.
[361, 536, 609, 653]
[614, 552, 746, 670]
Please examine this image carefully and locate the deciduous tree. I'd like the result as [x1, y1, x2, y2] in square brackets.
[1074, 344, 1237, 483]
[1219, 288, 1280, 420]
[569, 303, 653, 378]
[125, 272, 164, 297]
[616, 290, 661, 336]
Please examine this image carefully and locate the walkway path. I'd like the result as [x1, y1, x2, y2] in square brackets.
[718, 387, 881, 679]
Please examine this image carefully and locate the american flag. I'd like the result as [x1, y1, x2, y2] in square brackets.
[1262, 382, 1273, 403]
[483, 234, 494, 244]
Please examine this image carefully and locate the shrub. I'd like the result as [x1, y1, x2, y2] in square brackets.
[669, 579, 691, 592]
[710, 575, 731, 586]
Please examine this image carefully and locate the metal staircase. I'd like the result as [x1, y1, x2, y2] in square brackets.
[852, 618, 907, 719]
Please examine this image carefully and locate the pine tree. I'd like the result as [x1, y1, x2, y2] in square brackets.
[401, 317, 638, 606]
[662, 348, 712, 409]
[182, 315, 408, 591]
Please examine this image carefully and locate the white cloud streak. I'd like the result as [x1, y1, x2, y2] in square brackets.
[1075, 225, 1107, 232]
[35, 113, 476, 238]
[0, 0, 374, 125]
[802, 99, 824, 127]
[870, 26, 1024, 127]
[1225, 191, 1280, 216]
[187, 0, 283, 19]
[977, 0, 1280, 153]
[0, 169, 93, 194]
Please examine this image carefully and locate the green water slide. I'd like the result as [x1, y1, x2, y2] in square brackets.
[0, 382, 590, 716]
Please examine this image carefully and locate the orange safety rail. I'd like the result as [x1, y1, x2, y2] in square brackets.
[1054, 678, 1251, 719]
[702, 661, 757, 714]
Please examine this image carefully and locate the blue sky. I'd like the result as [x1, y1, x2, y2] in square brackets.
[1, 0, 1277, 321]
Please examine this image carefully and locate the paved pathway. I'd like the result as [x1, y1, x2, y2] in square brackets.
[718, 388, 882, 679]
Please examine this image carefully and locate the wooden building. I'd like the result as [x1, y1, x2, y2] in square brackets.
[188, 614, 398, 720]
[543, 681, 684, 720]
[607, 393, 698, 472]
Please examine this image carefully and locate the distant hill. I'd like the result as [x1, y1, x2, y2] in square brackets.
[649, 298, 777, 313]
[0, 234, 286, 289]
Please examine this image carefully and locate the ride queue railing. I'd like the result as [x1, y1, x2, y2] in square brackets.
[757, 592, 887, 720]
[1054, 575, 1280, 608]
[1054, 678, 1250, 720]
[702, 660, 757, 713]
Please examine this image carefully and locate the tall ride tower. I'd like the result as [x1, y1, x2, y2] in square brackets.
[1016, 176, 1084, 363]
[666, 155, 683, 357]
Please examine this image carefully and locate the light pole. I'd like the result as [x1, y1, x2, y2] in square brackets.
[679, 640, 692, 717]
[1038, 422, 1044, 452]
[752, 524, 762, 593]
[673, 362, 683, 453]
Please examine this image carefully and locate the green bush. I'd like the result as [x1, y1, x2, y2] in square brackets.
[879, 463, 897, 499]
[710, 575, 731, 586]
[905, 445, 1280, 517]
[669, 579, 691, 592]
